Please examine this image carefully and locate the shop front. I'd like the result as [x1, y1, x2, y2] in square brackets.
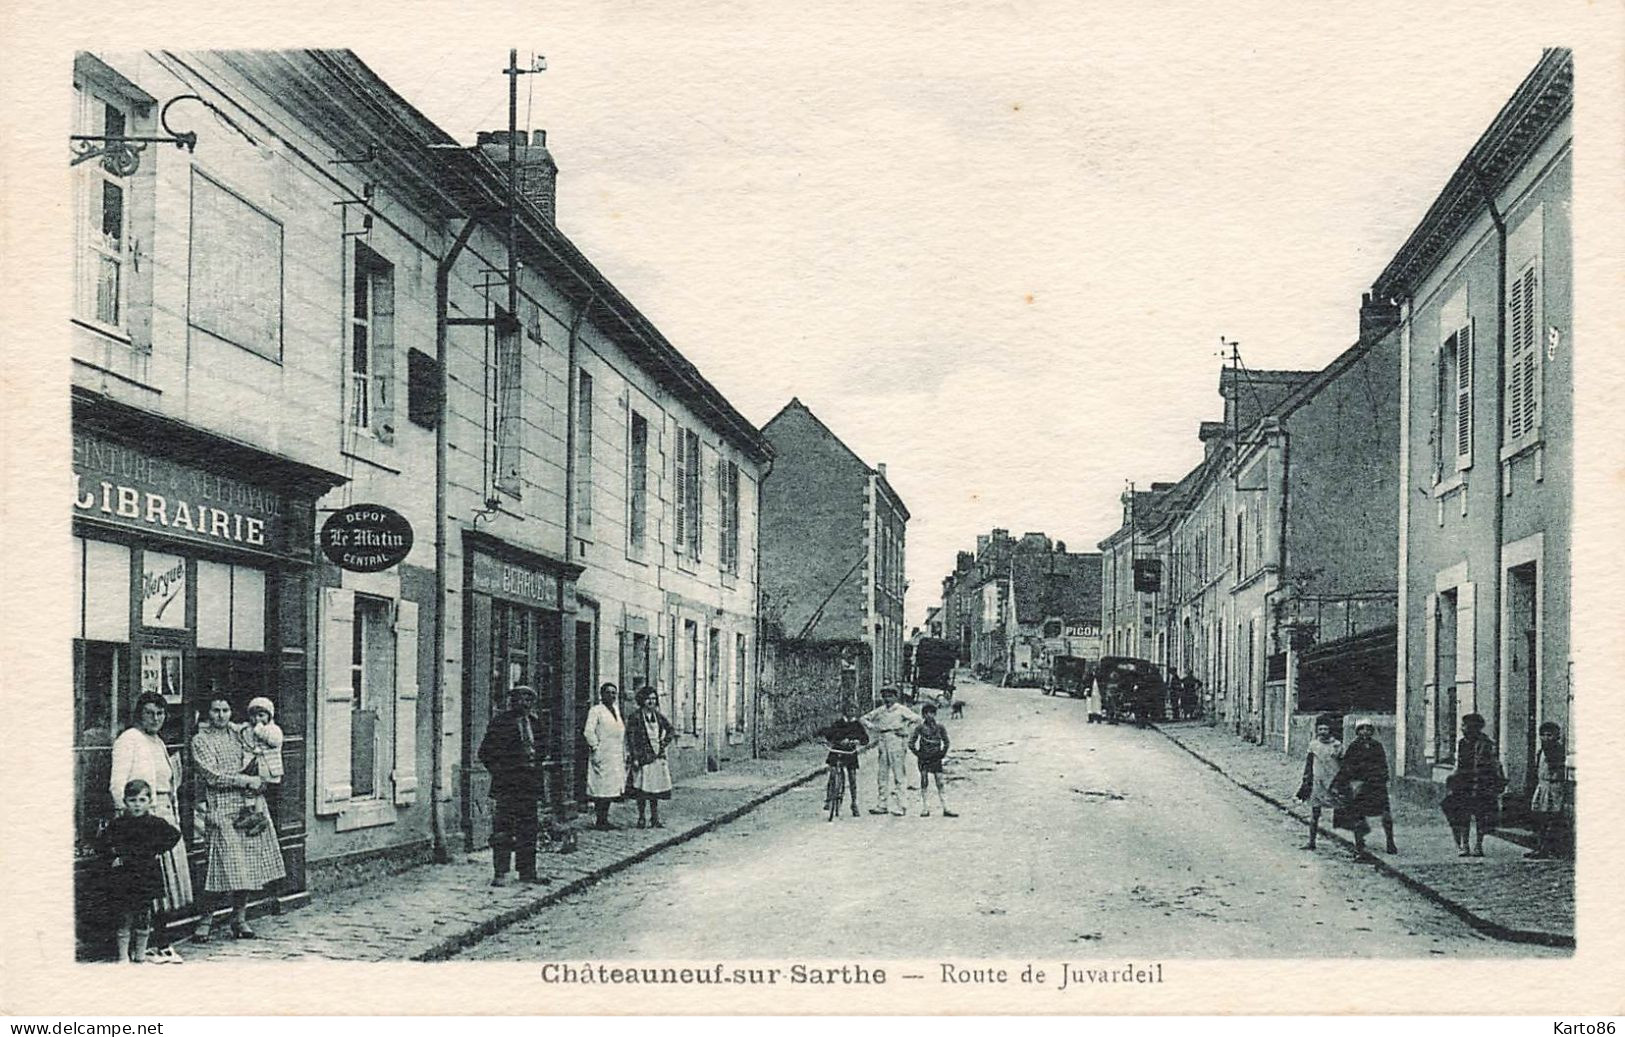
[71, 394, 343, 957]
[459, 531, 583, 851]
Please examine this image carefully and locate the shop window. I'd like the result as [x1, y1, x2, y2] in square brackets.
[189, 171, 283, 361]
[78, 538, 131, 642]
[196, 559, 265, 651]
[349, 242, 396, 443]
[575, 370, 593, 534]
[627, 411, 648, 555]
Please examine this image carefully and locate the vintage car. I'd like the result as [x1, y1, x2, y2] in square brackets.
[1046, 655, 1093, 698]
[1093, 656, 1165, 724]
[911, 637, 958, 693]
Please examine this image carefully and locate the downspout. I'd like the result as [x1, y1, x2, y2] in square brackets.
[433, 216, 481, 864]
[1469, 156, 1509, 744]
[1395, 297, 1413, 772]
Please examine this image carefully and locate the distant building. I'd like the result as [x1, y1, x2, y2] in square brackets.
[760, 399, 909, 699]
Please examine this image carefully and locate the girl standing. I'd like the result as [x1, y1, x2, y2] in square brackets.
[624, 687, 675, 829]
[1295, 713, 1343, 850]
[1528, 722, 1568, 860]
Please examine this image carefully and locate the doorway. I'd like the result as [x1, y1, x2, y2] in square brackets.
[573, 614, 595, 803]
[1504, 562, 1539, 810]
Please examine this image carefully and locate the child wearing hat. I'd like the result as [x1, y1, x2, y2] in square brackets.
[240, 697, 285, 786]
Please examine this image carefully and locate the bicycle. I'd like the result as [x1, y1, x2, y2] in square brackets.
[824, 743, 860, 822]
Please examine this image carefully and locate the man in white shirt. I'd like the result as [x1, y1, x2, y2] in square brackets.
[860, 687, 920, 816]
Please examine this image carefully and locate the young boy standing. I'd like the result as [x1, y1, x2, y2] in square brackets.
[908, 703, 958, 818]
[104, 779, 182, 963]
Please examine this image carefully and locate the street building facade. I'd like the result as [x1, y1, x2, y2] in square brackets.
[1378, 50, 1573, 817]
[70, 48, 772, 954]
[759, 398, 908, 699]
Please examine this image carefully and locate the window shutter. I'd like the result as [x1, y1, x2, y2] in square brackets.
[1422, 592, 1438, 763]
[1507, 277, 1527, 441]
[1455, 582, 1476, 721]
[391, 600, 419, 805]
[674, 428, 688, 555]
[1454, 321, 1473, 469]
[691, 433, 704, 561]
[372, 268, 396, 445]
[1521, 271, 1540, 437]
[317, 587, 356, 814]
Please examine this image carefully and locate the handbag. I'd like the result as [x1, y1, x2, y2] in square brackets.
[232, 803, 270, 837]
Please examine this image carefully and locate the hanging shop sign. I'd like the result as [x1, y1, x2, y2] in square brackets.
[73, 430, 283, 550]
[321, 505, 414, 572]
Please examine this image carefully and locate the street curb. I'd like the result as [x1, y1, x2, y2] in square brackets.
[1151, 725, 1575, 949]
[413, 760, 832, 961]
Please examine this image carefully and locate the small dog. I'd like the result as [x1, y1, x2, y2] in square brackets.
[540, 817, 579, 855]
[950, 700, 966, 720]
[1087, 712, 1104, 724]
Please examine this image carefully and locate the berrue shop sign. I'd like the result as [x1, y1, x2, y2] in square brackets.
[469, 551, 560, 610]
[73, 431, 282, 550]
[321, 505, 414, 572]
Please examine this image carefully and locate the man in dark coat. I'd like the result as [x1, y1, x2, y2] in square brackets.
[478, 685, 549, 887]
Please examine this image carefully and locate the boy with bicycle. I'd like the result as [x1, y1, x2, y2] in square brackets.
[817, 702, 870, 819]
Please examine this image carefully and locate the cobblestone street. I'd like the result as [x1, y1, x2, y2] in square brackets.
[463, 682, 1564, 960]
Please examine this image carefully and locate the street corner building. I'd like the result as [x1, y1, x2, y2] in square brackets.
[1375, 50, 1574, 817]
[756, 399, 908, 743]
[68, 48, 772, 960]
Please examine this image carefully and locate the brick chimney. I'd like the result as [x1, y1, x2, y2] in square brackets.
[477, 128, 558, 223]
[1359, 292, 1400, 341]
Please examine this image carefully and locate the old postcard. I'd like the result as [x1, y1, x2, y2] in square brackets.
[3, 0, 1623, 1017]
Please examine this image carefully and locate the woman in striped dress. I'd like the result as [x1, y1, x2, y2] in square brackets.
[190, 695, 284, 940]
[108, 692, 194, 962]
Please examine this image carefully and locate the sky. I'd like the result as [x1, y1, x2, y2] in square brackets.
[350, 3, 1590, 630]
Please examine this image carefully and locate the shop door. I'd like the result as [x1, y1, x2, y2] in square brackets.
[705, 627, 721, 770]
[573, 617, 594, 802]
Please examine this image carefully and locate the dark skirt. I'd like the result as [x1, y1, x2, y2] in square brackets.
[1331, 808, 1370, 835]
[1346, 779, 1391, 817]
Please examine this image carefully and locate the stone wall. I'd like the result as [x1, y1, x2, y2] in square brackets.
[757, 638, 873, 752]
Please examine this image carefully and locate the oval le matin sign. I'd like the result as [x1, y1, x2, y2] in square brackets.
[321, 505, 414, 573]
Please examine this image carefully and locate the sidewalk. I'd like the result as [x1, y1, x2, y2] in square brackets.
[1156, 721, 1574, 948]
[176, 740, 835, 962]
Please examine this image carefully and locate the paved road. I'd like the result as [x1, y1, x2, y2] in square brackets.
[465, 680, 1559, 959]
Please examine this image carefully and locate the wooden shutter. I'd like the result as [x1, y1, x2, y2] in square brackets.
[1422, 592, 1437, 762]
[1455, 582, 1476, 721]
[391, 599, 419, 805]
[690, 432, 703, 561]
[317, 587, 356, 814]
[1507, 266, 1540, 442]
[372, 265, 396, 445]
[1454, 321, 1473, 469]
[673, 427, 688, 555]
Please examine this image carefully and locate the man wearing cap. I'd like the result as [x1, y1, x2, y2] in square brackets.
[477, 685, 550, 887]
[860, 687, 920, 816]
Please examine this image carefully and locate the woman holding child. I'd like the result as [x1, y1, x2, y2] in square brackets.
[190, 695, 285, 941]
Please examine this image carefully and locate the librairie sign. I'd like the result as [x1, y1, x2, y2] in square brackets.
[321, 505, 414, 572]
[73, 431, 282, 549]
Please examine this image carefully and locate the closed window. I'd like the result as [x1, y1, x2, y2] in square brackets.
[718, 459, 740, 573]
[575, 371, 593, 533]
[1505, 262, 1542, 445]
[674, 427, 702, 560]
[628, 411, 648, 553]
